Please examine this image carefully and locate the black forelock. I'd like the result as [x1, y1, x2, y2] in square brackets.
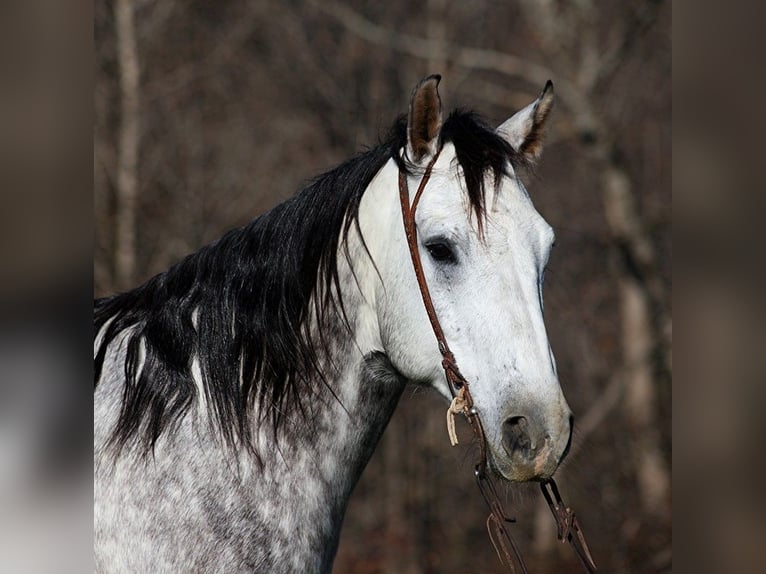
[441, 110, 527, 229]
[94, 108, 524, 459]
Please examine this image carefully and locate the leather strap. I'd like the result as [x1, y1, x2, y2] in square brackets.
[397, 155, 470, 399]
[397, 151, 596, 573]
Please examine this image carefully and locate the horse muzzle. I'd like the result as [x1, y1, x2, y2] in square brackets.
[495, 412, 573, 482]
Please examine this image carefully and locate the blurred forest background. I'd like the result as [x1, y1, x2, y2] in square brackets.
[94, 1, 671, 572]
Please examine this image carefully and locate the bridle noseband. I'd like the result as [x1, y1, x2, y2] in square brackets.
[397, 150, 597, 573]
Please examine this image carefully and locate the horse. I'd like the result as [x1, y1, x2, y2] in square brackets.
[94, 75, 572, 573]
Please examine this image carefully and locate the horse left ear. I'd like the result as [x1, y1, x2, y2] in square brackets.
[497, 80, 555, 162]
[407, 74, 443, 163]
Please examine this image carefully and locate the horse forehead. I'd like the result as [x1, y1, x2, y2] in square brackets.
[488, 188, 552, 242]
[419, 154, 551, 244]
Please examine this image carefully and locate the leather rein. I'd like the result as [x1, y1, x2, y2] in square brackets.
[397, 150, 597, 573]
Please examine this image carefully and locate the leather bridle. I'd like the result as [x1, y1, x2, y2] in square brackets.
[397, 150, 597, 573]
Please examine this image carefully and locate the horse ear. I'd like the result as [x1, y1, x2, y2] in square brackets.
[407, 74, 443, 163]
[497, 80, 555, 162]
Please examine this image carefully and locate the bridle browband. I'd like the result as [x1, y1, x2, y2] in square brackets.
[397, 149, 597, 573]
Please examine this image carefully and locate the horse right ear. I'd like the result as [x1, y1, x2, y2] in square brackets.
[497, 80, 555, 162]
[406, 75, 443, 164]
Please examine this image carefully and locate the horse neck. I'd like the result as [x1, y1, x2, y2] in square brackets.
[94, 163, 409, 573]
[268, 290, 404, 483]
[234, 225, 406, 568]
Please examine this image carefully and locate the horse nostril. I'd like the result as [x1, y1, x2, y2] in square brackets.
[502, 415, 536, 460]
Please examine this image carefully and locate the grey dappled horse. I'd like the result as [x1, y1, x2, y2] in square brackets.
[94, 76, 571, 573]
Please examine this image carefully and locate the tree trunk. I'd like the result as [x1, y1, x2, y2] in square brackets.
[602, 161, 670, 518]
[115, 0, 140, 290]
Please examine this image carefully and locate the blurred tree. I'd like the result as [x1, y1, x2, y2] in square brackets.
[114, 0, 140, 291]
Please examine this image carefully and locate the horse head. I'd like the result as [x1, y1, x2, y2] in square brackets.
[366, 76, 571, 482]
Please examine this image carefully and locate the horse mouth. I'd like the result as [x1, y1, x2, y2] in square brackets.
[488, 412, 573, 482]
[489, 440, 561, 483]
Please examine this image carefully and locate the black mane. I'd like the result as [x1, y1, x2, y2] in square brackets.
[94, 110, 522, 457]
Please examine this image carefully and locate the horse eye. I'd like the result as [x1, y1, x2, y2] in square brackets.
[425, 240, 457, 264]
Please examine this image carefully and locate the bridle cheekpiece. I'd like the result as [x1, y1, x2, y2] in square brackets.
[397, 149, 597, 573]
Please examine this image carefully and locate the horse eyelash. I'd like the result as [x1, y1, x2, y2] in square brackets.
[425, 239, 458, 265]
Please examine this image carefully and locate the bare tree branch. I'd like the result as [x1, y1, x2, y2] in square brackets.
[142, 0, 268, 102]
[309, 0, 576, 101]
[573, 372, 625, 456]
[592, 1, 664, 89]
